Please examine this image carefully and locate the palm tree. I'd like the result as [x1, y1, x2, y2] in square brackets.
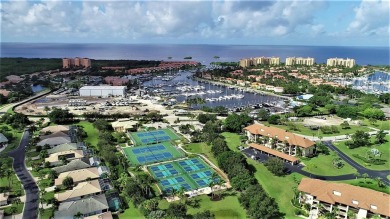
[362, 173, 369, 183]
[347, 210, 357, 219]
[40, 189, 47, 209]
[208, 180, 215, 200]
[353, 172, 361, 179]
[375, 177, 384, 188]
[178, 186, 186, 203]
[5, 169, 13, 189]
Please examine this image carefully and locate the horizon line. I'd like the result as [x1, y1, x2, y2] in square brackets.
[1, 41, 389, 48]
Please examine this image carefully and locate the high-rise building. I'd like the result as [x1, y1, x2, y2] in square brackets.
[326, 58, 355, 68]
[285, 57, 315, 66]
[62, 57, 91, 69]
[239, 56, 280, 68]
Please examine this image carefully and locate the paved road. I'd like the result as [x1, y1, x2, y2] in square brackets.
[9, 131, 39, 219]
[243, 144, 390, 186]
[323, 141, 390, 186]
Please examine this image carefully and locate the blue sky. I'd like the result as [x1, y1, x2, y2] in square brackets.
[1, 0, 389, 46]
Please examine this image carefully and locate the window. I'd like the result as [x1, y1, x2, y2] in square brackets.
[352, 200, 359, 205]
[371, 205, 377, 210]
[333, 191, 341, 196]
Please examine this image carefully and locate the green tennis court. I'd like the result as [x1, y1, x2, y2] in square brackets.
[129, 128, 180, 146]
[148, 157, 221, 193]
[123, 141, 184, 165]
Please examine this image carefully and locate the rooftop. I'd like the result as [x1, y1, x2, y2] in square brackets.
[244, 124, 315, 148]
[298, 178, 390, 217]
[55, 179, 102, 202]
[248, 143, 299, 163]
[80, 86, 126, 90]
[55, 167, 100, 186]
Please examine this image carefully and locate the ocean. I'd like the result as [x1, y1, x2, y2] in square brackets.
[1, 43, 389, 65]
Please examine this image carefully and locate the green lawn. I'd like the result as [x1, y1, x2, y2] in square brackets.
[0, 124, 23, 155]
[159, 194, 247, 219]
[246, 158, 303, 219]
[118, 201, 145, 219]
[301, 154, 356, 176]
[42, 191, 55, 203]
[361, 119, 390, 130]
[75, 121, 99, 147]
[334, 136, 390, 170]
[183, 143, 218, 166]
[39, 207, 54, 219]
[0, 202, 24, 215]
[340, 178, 390, 194]
[0, 171, 24, 197]
[261, 121, 371, 137]
[221, 132, 241, 151]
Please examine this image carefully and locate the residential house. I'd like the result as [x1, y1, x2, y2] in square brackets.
[0, 193, 9, 206]
[244, 124, 316, 157]
[41, 125, 70, 134]
[37, 136, 71, 147]
[55, 180, 102, 202]
[47, 143, 78, 154]
[55, 167, 100, 187]
[53, 159, 91, 174]
[45, 150, 84, 166]
[111, 119, 138, 132]
[273, 87, 284, 93]
[54, 194, 109, 219]
[298, 178, 390, 219]
[84, 211, 113, 219]
[98, 166, 111, 177]
[0, 133, 8, 149]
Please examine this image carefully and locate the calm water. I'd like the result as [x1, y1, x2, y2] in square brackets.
[143, 71, 282, 109]
[1, 43, 389, 65]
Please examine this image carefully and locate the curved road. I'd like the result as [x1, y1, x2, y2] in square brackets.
[8, 131, 39, 219]
[323, 141, 390, 186]
[243, 141, 390, 186]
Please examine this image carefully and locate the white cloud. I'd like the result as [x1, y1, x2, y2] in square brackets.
[0, 0, 351, 44]
[347, 0, 390, 36]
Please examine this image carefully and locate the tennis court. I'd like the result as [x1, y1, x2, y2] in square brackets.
[123, 142, 184, 165]
[148, 157, 220, 193]
[129, 129, 180, 146]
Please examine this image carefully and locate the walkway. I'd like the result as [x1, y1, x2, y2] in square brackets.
[8, 131, 39, 219]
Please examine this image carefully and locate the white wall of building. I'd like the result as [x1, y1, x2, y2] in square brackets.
[79, 86, 126, 97]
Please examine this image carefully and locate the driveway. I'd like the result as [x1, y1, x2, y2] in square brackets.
[8, 131, 39, 219]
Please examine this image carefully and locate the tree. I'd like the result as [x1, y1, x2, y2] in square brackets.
[362, 173, 369, 183]
[224, 113, 253, 133]
[375, 177, 384, 188]
[267, 115, 281, 125]
[336, 105, 359, 119]
[93, 119, 112, 131]
[347, 130, 370, 149]
[166, 202, 187, 219]
[297, 105, 313, 116]
[9, 206, 17, 219]
[47, 169, 58, 180]
[375, 130, 386, 144]
[257, 109, 270, 121]
[62, 176, 74, 189]
[48, 108, 74, 124]
[340, 121, 350, 129]
[264, 157, 286, 176]
[197, 113, 217, 124]
[378, 93, 390, 104]
[211, 137, 229, 156]
[362, 108, 385, 120]
[73, 212, 83, 219]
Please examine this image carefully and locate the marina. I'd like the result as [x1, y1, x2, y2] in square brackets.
[333, 71, 390, 94]
[142, 71, 289, 111]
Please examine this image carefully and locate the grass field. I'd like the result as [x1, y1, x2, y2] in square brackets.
[74, 121, 99, 147]
[340, 178, 390, 194]
[117, 201, 145, 219]
[261, 121, 371, 137]
[183, 142, 218, 165]
[159, 193, 247, 219]
[334, 135, 390, 170]
[220, 132, 300, 218]
[129, 128, 180, 146]
[0, 202, 24, 215]
[39, 208, 54, 219]
[0, 124, 23, 155]
[123, 142, 184, 165]
[301, 154, 356, 176]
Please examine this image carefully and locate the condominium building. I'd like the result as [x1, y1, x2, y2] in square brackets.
[239, 56, 281, 68]
[298, 178, 390, 219]
[326, 58, 356, 68]
[244, 124, 316, 159]
[286, 57, 315, 66]
[63, 57, 91, 69]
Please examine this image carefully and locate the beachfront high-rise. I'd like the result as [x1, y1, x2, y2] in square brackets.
[63, 57, 91, 69]
[285, 57, 315, 66]
[326, 58, 355, 68]
[239, 56, 280, 68]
